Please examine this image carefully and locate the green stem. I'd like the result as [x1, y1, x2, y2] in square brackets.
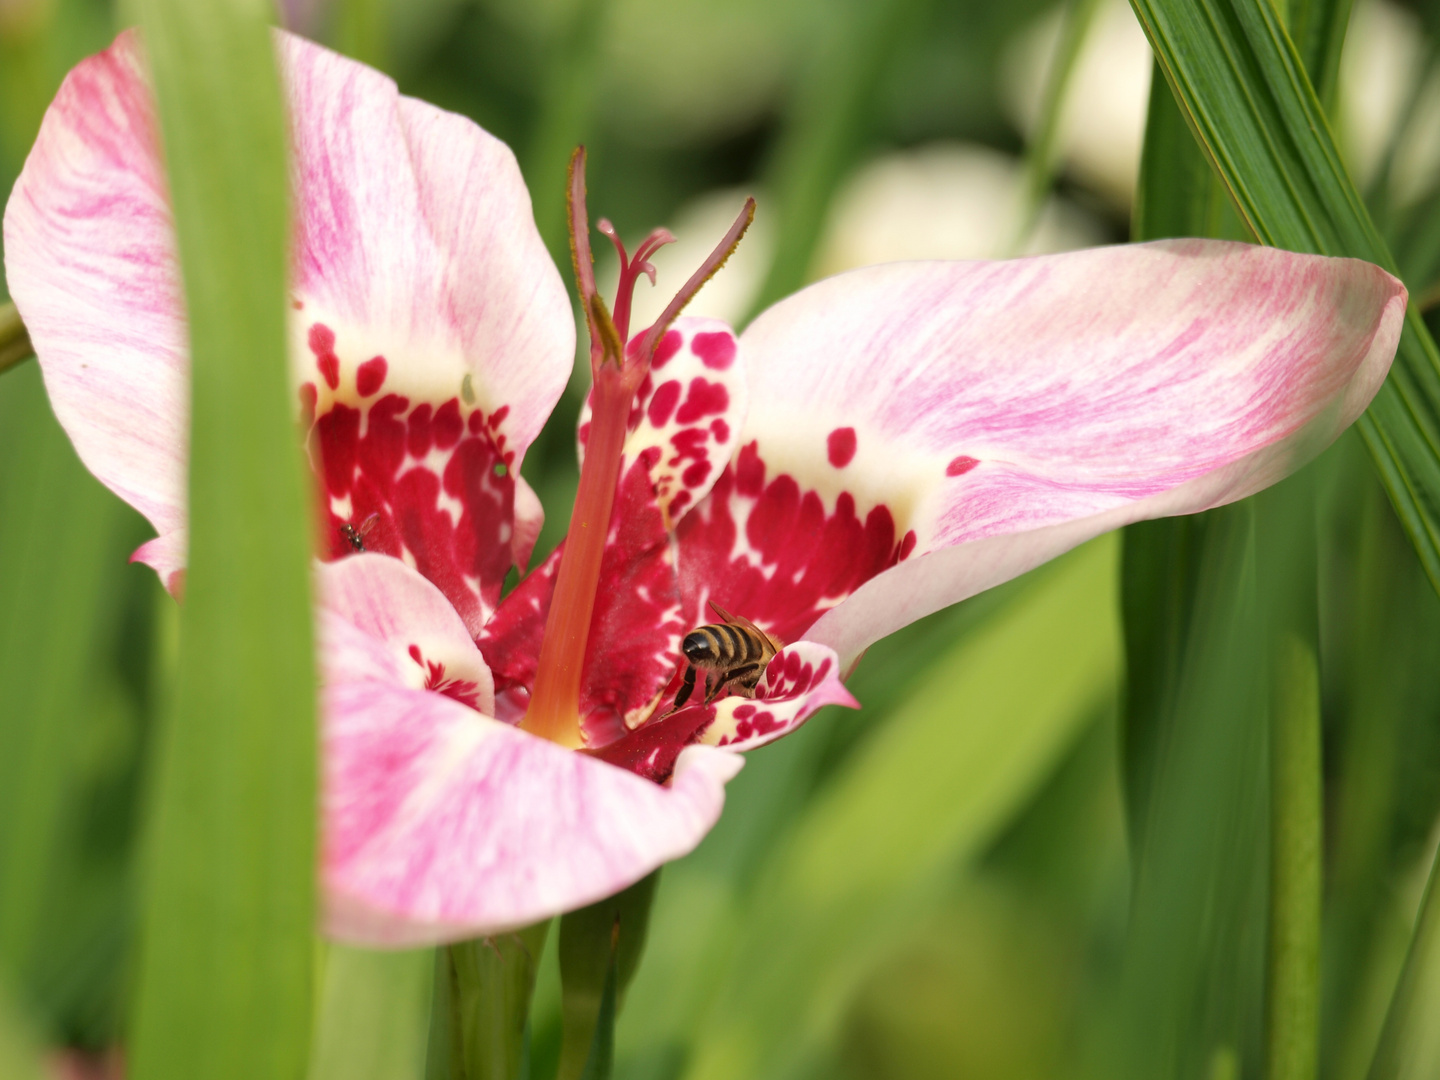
[1265, 631, 1322, 1080]
[1006, 0, 1104, 255]
[556, 872, 659, 1080]
[426, 922, 551, 1080]
[0, 304, 32, 376]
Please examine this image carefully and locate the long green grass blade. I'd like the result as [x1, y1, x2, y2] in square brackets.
[1114, 506, 1270, 1080]
[0, 986, 44, 1080]
[1008, 0, 1104, 254]
[126, 3, 317, 1079]
[1257, 478, 1323, 1080]
[681, 536, 1120, 1080]
[1130, 0, 1440, 596]
[0, 365, 132, 995]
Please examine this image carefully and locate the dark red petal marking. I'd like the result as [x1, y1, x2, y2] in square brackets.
[407, 642, 484, 711]
[827, 427, 857, 468]
[650, 329, 683, 370]
[647, 380, 682, 427]
[311, 385, 518, 637]
[946, 455, 980, 477]
[356, 356, 388, 397]
[675, 379, 729, 424]
[675, 441, 900, 645]
[578, 322, 746, 532]
[481, 457, 685, 746]
[691, 331, 736, 370]
[584, 704, 717, 784]
[310, 322, 341, 389]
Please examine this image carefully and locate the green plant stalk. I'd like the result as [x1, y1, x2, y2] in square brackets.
[557, 872, 659, 1080]
[1129, 0, 1440, 600]
[125, 1, 317, 1078]
[1265, 631, 1322, 1080]
[1007, 0, 1104, 255]
[0, 303, 32, 375]
[426, 923, 550, 1080]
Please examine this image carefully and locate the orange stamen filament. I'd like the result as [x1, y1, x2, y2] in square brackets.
[519, 364, 632, 747]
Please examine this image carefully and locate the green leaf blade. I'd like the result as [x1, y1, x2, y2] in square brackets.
[126, 4, 317, 1080]
[1129, 0, 1440, 596]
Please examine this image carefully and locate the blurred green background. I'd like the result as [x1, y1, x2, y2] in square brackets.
[5, 0, 1440, 1078]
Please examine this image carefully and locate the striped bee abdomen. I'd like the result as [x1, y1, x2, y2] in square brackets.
[683, 622, 763, 668]
[670, 604, 782, 712]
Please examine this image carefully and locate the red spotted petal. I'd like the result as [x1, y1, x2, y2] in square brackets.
[579, 316, 747, 529]
[311, 382, 520, 636]
[673, 440, 903, 646]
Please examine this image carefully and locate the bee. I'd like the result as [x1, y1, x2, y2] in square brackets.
[672, 603, 782, 710]
[340, 512, 380, 553]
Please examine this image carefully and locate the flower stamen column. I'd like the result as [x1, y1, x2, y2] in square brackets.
[520, 148, 753, 747]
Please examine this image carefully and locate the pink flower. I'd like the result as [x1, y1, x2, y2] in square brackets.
[3, 30, 1406, 945]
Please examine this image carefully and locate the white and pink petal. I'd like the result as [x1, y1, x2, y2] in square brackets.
[679, 240, 1405, 667]
[699, 640, 856, 751]
[284, 34, 573, 632]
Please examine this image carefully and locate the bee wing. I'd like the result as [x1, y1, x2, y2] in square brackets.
[708, 601, 784, 652]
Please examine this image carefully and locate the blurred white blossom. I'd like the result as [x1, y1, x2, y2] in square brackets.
[1339, 0, 1440, 207]
[1001, 0, 1151, 208]
[484, 0, 820, 146]
[811, 142, 1104, 278]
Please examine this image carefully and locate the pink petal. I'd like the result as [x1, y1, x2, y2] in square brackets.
[682, 240, 1404, 667]
[320, 606, 742, 945]
[320, 554, 494, 715]
[481, 456, 686, 742]
[578, 317, 747, 529]
[3, 31, 186, 559]
[6, 30, 573, 622]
